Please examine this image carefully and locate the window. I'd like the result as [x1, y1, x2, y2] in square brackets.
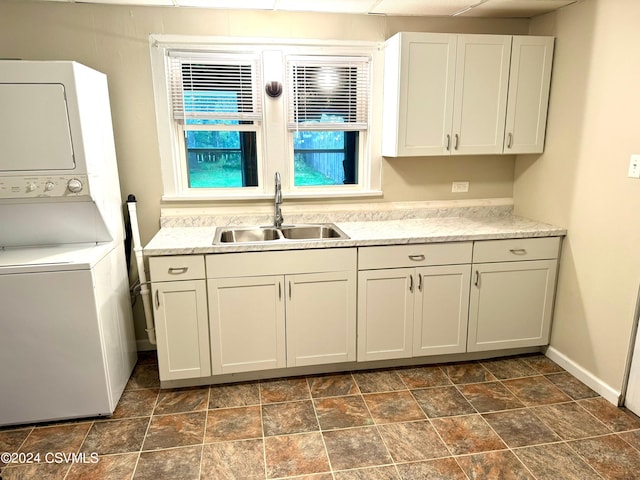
[150, 37, 383, 200]
[167, 52, 262, 190]
[287, 56, 370, 189]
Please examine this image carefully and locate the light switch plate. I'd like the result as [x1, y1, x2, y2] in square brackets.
[629, 154, 640, 179]
[452, 181, 469, 193]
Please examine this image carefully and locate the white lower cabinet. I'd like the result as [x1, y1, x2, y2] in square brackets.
[286, 271, 356, 367]
[467, 237, 560, 352]
[148, 236, 562, 383]
[358, 268, 414, 361]
[208, 275, 286, 374]
[207, 249, 357, 375]
[414, 265, 472, 356]
[357, 243, 473, 361]
[150, 256, 211, 381]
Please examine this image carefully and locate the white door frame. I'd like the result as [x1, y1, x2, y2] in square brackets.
[622, 283, 640, 414]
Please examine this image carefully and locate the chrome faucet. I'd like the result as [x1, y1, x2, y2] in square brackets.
[274, 172, 284, 228]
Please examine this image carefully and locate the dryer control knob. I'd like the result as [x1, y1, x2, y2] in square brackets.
[44, 181, 55, 192]
[67, 178, 83, 194]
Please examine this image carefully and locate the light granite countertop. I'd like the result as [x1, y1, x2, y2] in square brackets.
[144, 210, 567, 256]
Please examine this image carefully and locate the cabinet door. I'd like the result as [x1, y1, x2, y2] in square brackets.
[468, 260, 557, 352]
[388, 32, 457, 156]
[286, 271, 356, 367]
[452, 35, 512, 155]
[153, 280, 210, 381]
[357, 269, 414, 361]
[414, 265, 471, 356]
[208, 275, 285, 374]
[504, 36, 554, 154]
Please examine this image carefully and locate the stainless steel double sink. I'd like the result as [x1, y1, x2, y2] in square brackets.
[214, 223, 349, 244]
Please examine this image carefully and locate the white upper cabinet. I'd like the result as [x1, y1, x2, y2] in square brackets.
[504, 36, 555, 154]
[382, 32, 554, 157]
[382, 32, 457, 156]
[452, 34, 511, 155]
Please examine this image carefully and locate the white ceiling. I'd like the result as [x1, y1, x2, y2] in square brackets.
[42, 0, 578, 18]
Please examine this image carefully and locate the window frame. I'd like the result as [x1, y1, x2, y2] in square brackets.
[150, 35, 383, 201]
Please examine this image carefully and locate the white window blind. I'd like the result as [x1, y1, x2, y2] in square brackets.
[167, 51, 263, 123]
[287, 55, 371, 131]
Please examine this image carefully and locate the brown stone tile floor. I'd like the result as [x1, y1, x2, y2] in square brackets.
[1, 352, 640, 479]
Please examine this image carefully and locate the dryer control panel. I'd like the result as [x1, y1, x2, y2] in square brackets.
[0, 175, 90, 199]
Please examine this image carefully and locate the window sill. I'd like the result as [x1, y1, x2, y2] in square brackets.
[162, 189, 383, 202]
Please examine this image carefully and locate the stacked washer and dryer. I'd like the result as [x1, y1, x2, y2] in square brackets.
[0, 61, 137, 426]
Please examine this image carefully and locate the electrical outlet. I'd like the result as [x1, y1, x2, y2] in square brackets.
[452, 181, 469, 193]
[629, 154, 640, 179]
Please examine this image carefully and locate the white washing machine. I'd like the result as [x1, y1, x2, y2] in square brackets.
[0, 61, 137, 426]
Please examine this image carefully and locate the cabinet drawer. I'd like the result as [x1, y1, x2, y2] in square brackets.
[149, 255, 205, 281]
[358, 242, 472, 270]
[472, 237, 560, 263]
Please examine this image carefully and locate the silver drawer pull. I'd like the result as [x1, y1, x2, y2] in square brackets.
[509, 249, 528, 256]
[168, 266, 189, 274]
[408, 254, 426, 262]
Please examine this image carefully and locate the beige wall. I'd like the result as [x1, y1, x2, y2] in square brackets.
[515, 0, 640, 394]
[0, 1, 526, 245]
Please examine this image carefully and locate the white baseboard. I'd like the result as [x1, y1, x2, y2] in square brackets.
[545, 346, 621, 405]
[136, 338, 157, 352]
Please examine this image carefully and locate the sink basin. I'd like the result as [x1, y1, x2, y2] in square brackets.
[217, 227, 282, 243]
[213, 223, 348, 244]
[279, 225, 347, 240]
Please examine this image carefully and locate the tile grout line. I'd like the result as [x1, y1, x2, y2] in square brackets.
[398, 366, 446, 480]
[62, 419, 96, 480]
[0, 425, 35, 472]
[438, 361, 546, 479]
[561, 437, 609, 480]
[305, 375, 336, 480]
[129, 385, 159, 480]
[484, 370, 564, 480]
[356, 372, 405, 479]
[259, 379, 269, 480]
[485, 365, 607, 480]
[444, 366, 488, 480]
[198, 386, 212, 480]
[617, 429, 640, 454]
[573, 396, 627, 435]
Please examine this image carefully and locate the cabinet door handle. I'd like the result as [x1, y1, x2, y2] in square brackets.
[289, 281, 292, 300]
[474, 270, 481, 288]
[507, 132, 513, 149]
[454, 134, 459, 150]
[155, 289, 160, 308]
[168, 266, 188, 275]
[409, 274, 414, 293]
[509, 248, 528, 256]
[446, 134, 451, 151]
[408, 254, 425, 262]
[278, 282, 282, 301]
[418, 273, 423, 292]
